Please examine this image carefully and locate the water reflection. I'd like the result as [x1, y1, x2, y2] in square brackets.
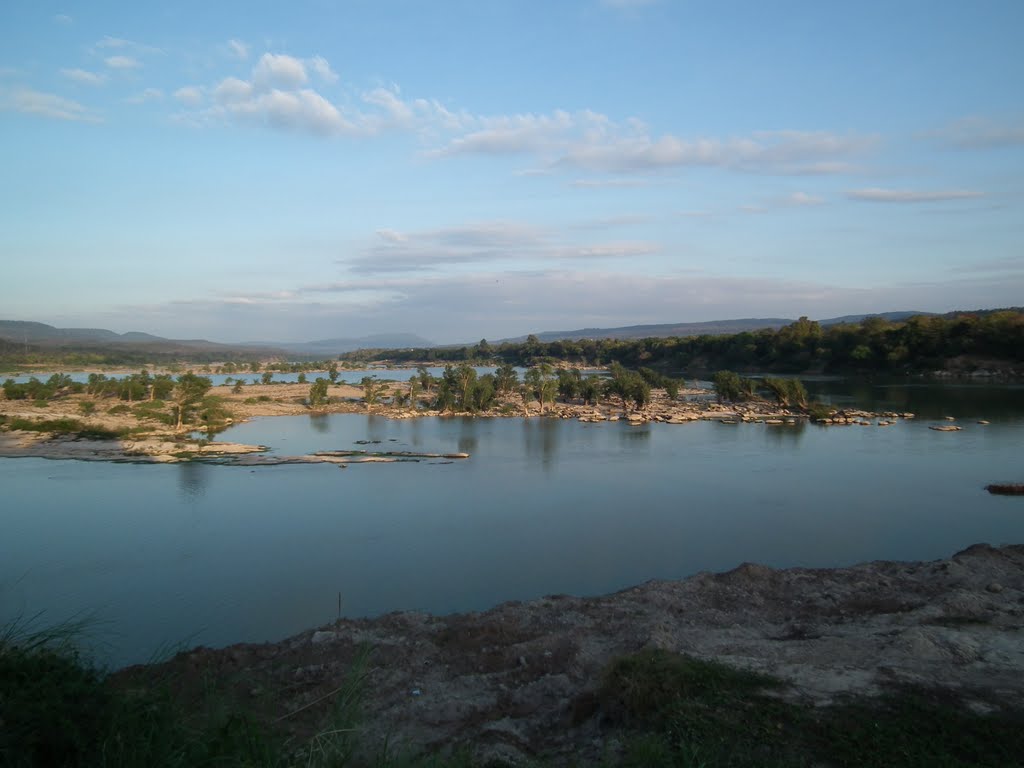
[762, 421, 807, 445]
[457, 420, 479, 456]
[309, 414, 330, 434]
[618, 426, 652, 447]
[803, 378, 1024, 421]
[176, 461, 208, 501]
[522, 418, 559, 468]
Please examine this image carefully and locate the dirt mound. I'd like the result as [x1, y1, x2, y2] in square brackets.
[116, 544, 1024, 764]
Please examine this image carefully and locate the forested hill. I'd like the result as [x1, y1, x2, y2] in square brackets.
[344, 309, 1024, 376]
[497, 312, 932, 344]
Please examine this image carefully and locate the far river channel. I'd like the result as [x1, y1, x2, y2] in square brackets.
[2, 377, 1022, 667]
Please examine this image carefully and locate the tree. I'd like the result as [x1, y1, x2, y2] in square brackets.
[361, 376, 387, 411]
[327, 362, 340, 383]
[763, 378, 808, 408]
[297, 372, 307, 384]
[557, 369, 582, 401]
[407, 376, 422, 408]
[261, 372, 273, 385]
[309, 377, 329, 408]
[231, 379, 244, 394]
[713, 370, 746, 402]
[453, 363, 477, 409]
[524, 364, 556, 414]
[416, 365, 433, 393]
[494, 364, 518, 395]
[173, 374, 212, 431]
[152, 374, 175, 400]
[580, 375, 602, 406]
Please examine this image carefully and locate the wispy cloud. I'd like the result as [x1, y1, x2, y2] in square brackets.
[252, 53, 308, 89]
[94, 36, 162, 54]
[309, 55, 338, 84]
[174, 86, 204, 106]
[946, 257, 1024, 275]
[126, 87, 163, 104]
[1, 86, 101, 122]
[105, 55, 141, 70]
[174, 47, 873, 180]
[432, 112, 874, 176]
[848, 187, 985, 203]
[53, 13, 72, 25]
[227, 39, 249, 60]
[931, 116, 1024, 149]
[60, 68, 106, 86]
[188, 53, 460, 138]
[341, 221, 658, 275]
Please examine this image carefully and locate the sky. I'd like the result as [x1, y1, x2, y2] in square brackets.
[1, 0, 1022, 344]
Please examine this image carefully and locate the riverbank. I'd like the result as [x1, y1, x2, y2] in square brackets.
[0, 380, 926, 464]
[104, 543, 1024, 765]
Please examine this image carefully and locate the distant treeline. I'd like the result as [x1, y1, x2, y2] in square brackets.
[343, 310, 1024, 375]
[0, 339, 280, 368]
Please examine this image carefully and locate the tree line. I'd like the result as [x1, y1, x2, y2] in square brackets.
[341, 310, 1023, 375]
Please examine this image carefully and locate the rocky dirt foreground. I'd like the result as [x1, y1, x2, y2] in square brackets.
[116, 543, 1024, 764]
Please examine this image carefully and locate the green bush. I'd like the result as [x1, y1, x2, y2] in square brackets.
[108, 404, 130, 415]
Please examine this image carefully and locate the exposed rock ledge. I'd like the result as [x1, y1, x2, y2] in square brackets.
[117, 544, 1024, 764]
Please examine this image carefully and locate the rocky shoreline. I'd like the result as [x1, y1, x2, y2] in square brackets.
[0, 380, 936, 465]
[114, 543, 1024, 765]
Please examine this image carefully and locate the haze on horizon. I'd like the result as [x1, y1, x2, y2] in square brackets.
[1, 0, 1022, 345]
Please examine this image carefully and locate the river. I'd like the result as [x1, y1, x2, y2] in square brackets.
[2, 380, 1022, 667]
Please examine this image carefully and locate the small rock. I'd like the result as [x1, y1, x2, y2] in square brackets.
[311, 630, 337, 645]
[986, 583, 1004, 594]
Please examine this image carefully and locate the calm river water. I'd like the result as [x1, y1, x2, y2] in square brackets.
[2, 381, 1022, 667]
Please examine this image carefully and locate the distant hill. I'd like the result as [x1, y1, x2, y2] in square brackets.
[0, 320, 288, 362]
[0, 320, 168, 345]
[499, 319, 794, 344]
[248, 333, 435, 356]
[497, 312, 941, 344]
[820, 311, 935, 325]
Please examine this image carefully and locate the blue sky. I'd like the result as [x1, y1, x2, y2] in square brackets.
[1, 0, 1022, 344]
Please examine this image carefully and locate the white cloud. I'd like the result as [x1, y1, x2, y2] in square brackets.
[60, 68, 106, 86]
[848, 188, 985, 203]
[126, 87, 163, 104]
[227, 39, 249, 60]
[1, 86, 100, 122]
[376, 229, 407, 243]
[170, 46, 870, 182]
[782, 191, 825, 206]
[224, 88, 350, 135]
[433, 111, 873, 176]
[95, 36, 161, 54]
[174, 86, 204, 106]
[309, 55, 338, 83]
[252, 53, 308, 89]
[932, 116, 1024, 149]
[105, 55, 141, 70]
[213, 76, 253, 103]
[54, 14, 72, 25]
[342, 221, 657, 275]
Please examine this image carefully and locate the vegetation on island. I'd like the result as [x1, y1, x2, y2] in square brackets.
[1, 370, 233, 439]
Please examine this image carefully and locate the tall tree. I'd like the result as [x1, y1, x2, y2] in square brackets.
[173, 374, 212, 431]
[309, 378, 329, 408]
